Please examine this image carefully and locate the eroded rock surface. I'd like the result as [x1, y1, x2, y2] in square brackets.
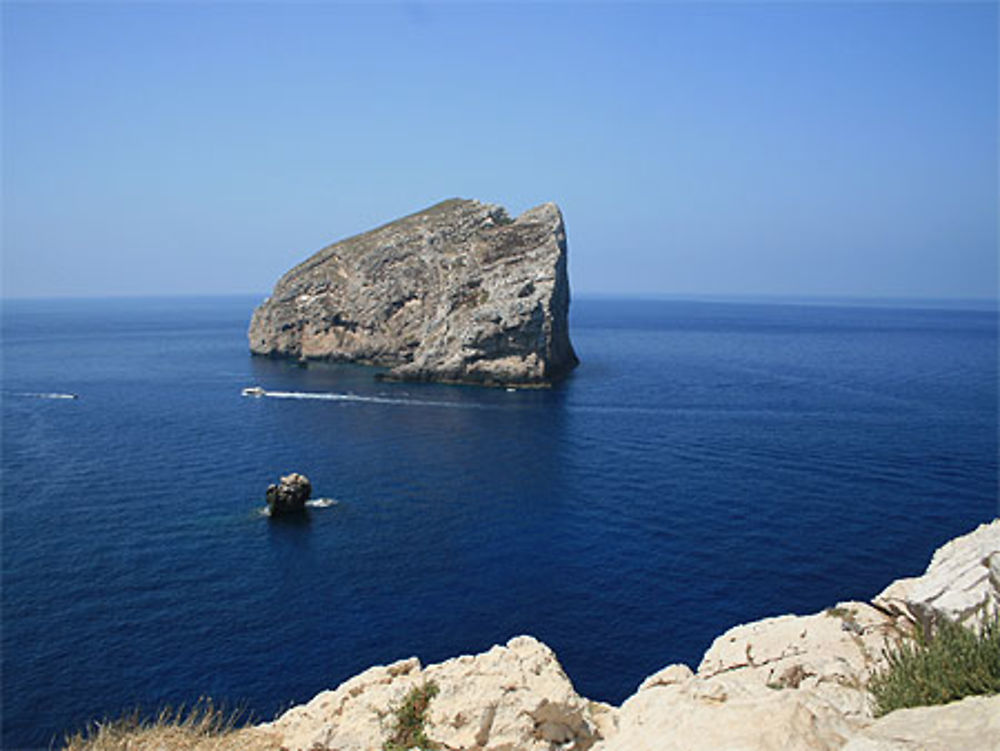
[874, 519, 1000, 633]
[592, 602, 908, 751]
[262, 636, 609, 751]
[265, 473, 311, 516]
[594, 678, 858, 751]
[249, 199, 578, 387]
[841, 694, 1000, 751]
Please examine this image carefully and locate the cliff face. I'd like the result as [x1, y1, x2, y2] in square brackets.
[248, 199, 578, 387]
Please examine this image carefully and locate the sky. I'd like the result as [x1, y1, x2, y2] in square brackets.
[2, 1, 997, 301]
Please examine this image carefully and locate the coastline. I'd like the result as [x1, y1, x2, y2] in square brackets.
[237, 519, 1000, 751]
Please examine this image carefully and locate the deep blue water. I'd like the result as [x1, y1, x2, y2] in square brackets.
[2, 296, 997, 749]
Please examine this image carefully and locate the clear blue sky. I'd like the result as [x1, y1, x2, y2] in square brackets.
[2, 1, 997, 300]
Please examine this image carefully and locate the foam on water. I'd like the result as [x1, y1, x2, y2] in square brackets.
[306, 498, 338, 508]
[7, 391, 78, 400]
[257, 498, 339, 516]
[254, 388, 492, 410]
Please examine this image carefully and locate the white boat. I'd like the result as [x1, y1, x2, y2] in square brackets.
[241, 386, 267, 397]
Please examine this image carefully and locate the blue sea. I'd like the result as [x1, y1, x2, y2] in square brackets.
[2, 296, 997, 749]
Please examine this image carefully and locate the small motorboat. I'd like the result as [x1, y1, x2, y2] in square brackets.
[241, 386, 267, 397]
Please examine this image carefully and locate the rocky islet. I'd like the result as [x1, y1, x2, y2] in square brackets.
[248, 199, 579, 387]
[265, 473, 312, 517]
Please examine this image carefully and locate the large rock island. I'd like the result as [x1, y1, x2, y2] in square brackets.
[248, 199, 578, 387]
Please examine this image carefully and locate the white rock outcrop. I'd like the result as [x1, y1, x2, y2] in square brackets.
[695, 601, 906, 718]
[874, 520, 1000, 633]
[591, 601, 909, 751]
[594, 679, 858, 751]
[841, 694, 1000, 751]
[262, 636, 610, 751]
[261, 656, 422, 751]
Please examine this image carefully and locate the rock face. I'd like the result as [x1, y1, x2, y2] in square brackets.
[265, 473, 311, 516]
[248, 198, 579, 387]
[261, 636, 612, 751]
[841, 694, 1000, 751]
[592, 601, 907, 751]
[873, 520, 1000, 634]
[258, 519, 1000, 751]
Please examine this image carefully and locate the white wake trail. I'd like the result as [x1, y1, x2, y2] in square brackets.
[10, 392, 78, 400]
[254, 389, 489, 410]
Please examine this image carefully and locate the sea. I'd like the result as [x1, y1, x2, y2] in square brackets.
[1, 295, 997, 749]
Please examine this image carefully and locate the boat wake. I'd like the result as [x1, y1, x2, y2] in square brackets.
[244, 387, 491, 410]
[8, 391, 78, 400]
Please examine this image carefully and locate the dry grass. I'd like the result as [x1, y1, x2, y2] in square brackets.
[62, 699, 281, 751]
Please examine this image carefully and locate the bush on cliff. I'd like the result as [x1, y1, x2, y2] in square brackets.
[868, 613, 1000, 717]
[384, 681, 439, 751]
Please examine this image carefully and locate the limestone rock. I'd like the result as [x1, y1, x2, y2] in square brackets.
[592, 678, 859, 751]
[249, 198, 578, 387]
[592, 603, 905, 751]
[262, 636, 607, 751]
[636, 663, 693, 692]
[695, 601, 907, 719]
[841, 694, 1000, 751]
[874, 519, 1000, 633]
[262, 657, 423, 751]
[423, 635, 604, 751]
[265, 473, 311, 516]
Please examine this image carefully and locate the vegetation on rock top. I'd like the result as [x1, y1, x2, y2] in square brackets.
[868, 613, 1000, 717]
[384, 681, 440, 751]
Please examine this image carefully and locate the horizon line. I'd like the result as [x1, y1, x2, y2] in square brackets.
[1, 290, 996, 312]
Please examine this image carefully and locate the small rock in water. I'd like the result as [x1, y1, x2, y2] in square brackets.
[266, 473, 312, 516]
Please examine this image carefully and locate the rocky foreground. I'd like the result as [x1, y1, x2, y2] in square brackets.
[248, 199, 578, 387]
[247, 520, 999, 751]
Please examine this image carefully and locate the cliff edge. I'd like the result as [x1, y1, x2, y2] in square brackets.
[248, 199, 578, 387]
[257, 519, 999, 751]
[65, 521, 999, 750]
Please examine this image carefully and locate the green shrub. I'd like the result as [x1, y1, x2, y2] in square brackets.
[868, 613, 1000, 717]
[384, 681, 439, 751]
